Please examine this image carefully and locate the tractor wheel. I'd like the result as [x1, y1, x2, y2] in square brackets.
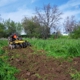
[22, 42, 27, 48]
[9, 44, 15, 49]
[25, 41, 31, 46]
[24, 42, 27, 47]
[19, 43, 23, 48]
[27, 42, 31, 46]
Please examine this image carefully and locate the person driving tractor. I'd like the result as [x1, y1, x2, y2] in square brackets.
[8, 33, 31, 49]
[12, 33, 18, 41]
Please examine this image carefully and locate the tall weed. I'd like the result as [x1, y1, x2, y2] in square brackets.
[25, 38, 80, 58]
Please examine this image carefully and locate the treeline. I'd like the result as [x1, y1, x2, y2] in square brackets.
[0, 4, 80, 39]
[0, 19, 22, 37]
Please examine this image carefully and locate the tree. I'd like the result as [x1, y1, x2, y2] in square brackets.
[15, 22, 23, 35]
[4, 19, 16, 36]
[4, 19, 22, 36]
[0, 14, 3, 22]
[63, 16, 76, 34]
[22, 17, 41, 38]
[0, 22, 5, 37]
[70, 21, 80, 39]
[35, 4, 62, 38]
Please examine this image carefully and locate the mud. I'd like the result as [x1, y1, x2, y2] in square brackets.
[4, 46, 80, 80]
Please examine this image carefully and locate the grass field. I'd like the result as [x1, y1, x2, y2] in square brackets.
[25, 38, 80, 58]
[0, 38, 80, 80]
[0, 40, 18, 80]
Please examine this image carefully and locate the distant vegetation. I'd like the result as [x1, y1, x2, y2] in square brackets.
[0, 4, 80, 39]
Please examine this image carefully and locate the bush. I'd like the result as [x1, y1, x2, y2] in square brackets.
[50, 31, 62, 39]
[70, 26, 80, 39]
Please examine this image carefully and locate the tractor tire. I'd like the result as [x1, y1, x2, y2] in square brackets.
[9, 44, 15, 49]
[25, 41, 31, 46]
[28, 42, 31, 46]
[19, 43, 23, 48]
[22, 42, 27, 48]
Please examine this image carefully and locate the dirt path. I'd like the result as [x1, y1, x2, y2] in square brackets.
[4, 46, 80, 80]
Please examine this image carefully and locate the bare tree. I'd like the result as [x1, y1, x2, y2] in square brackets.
[0, 14, 3, 22]
[35, 4, 62, 38]
[63, 16, 76, 33]
[35, 4, 62, 29]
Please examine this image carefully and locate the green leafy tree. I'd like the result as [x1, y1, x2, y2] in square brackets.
[15, 22, 23, 35]
[0, 22, 5, 37]
[22, 17, 42, 38]
[4, 19, 16, 36]
[4, 19, 22, 36]
[0, 14, 6, 37]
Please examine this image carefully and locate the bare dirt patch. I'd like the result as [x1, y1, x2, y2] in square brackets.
[4, 46, 80, 80]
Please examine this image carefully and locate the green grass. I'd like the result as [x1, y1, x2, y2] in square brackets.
[0, 38, 80, 80]
[25, 38, 80, 58]
[0, 40, 19, 80]
[70, 69, 80, 80]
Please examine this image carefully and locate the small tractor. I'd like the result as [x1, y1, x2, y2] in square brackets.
[8, 34, 31, 49]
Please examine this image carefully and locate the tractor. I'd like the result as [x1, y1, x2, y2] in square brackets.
[8, 33, 31, 49]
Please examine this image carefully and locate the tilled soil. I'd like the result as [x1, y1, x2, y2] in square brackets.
[4, 46, 80, 80]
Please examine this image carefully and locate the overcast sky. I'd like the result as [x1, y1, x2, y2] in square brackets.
[0, 0, 80, 22]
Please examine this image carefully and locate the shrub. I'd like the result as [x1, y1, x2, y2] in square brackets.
[70, 26, 80, 39]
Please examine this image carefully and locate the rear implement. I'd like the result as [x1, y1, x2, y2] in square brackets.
[9, 39, 31, 49]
